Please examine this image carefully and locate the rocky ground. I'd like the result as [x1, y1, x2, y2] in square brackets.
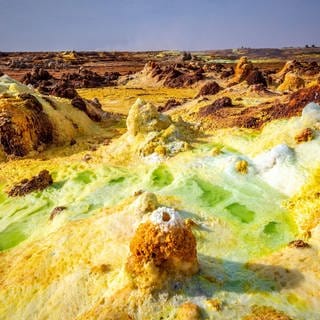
[0, 48, 320, 319]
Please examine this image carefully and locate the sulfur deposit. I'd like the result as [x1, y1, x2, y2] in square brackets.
[278, 72, 305, 92]
[125, 98, 197, 157]
[1, 50, 320, 319]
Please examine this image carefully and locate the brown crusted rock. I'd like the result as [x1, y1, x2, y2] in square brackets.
[22, 67, 53, 87]
[84, 98, 107, 122]
[287, 85, 320, 111]
[50, 80, 78, 99]
[71, 96, 106, 122]
[143, 62, 203, 88]
[261, 85, 320, 123]
[22, 67, 119, 93]
[143, 61, 162, 79]
[61, 69, 119, 88]
[126, 207, 198, 289]
[0, 113, 26, 156]
[246, 69, 267, 87]
[276, 60, 320, 78]
[0, 96, 53, 157]
[294, 128, 313, 143]
[288, 239, 311, 248]
[182, 51, 192, 61]
[158, 99, 181, 112]
[8, 170, 53, 197]
[49, 206, 67, 220]
[277, 60, 303, 78]
[164, 69, 203, 88]
[196, 81, 221, 98]
[220, 67, 234, 79]
[199, 97, 232, 116]
[71, 97, 87, 111]
[18, 93, 43, 112]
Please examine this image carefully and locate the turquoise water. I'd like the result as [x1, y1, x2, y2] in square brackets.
[0, 153, 296, 257]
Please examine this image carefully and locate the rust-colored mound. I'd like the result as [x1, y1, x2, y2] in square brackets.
[59, 68, 120, 88]
[127, 222, 197, 269]
[126, 208, 198, 288]
[246, 69, 267, 87]
[276, 60, 320, 78]
[196, 81, 221, 97]
[287, 84, 320, 110]
[199, 97, 233, 116]
[195, 85, 320, 130]
[8, 170, 53, 197]
[265, 84, 320, 121]
[142, 61, 204, 88]
[294, 128, 314, 143]
[158, 98, 181, 112]
[22, 67, 119, 90]
[0, 94, 53, 156]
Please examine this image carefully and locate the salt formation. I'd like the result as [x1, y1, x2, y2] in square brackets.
[149, 207, 184, 231]
[126, 98, 171, 136]
[286, 168, 320, 234]
[254, 144, 295, 171]
[126, 207, 198, 289]
[276, 60, 302, 78]
[301, 102, 320, 124]
[0, 75, 102, 157]
[126, 98, 197, 157]
[233, 56, 253, 83]
[134, 191, 159, 215]
[253, 144, 305, 195]
[278, 72, 305, 92]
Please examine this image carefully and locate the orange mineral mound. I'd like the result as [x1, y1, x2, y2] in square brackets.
[233, 56, 254, 83]
[126, 207, 198, 289]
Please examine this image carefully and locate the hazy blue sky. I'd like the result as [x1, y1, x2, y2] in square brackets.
[1, 0, 319, 51]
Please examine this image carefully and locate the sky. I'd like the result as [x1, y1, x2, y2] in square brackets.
[0, 0, 319, 51]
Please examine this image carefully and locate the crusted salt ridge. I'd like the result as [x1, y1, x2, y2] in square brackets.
[302, 102, 320, 124]
[254, 144, 295, 172]
[149, 207, 184, 232]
